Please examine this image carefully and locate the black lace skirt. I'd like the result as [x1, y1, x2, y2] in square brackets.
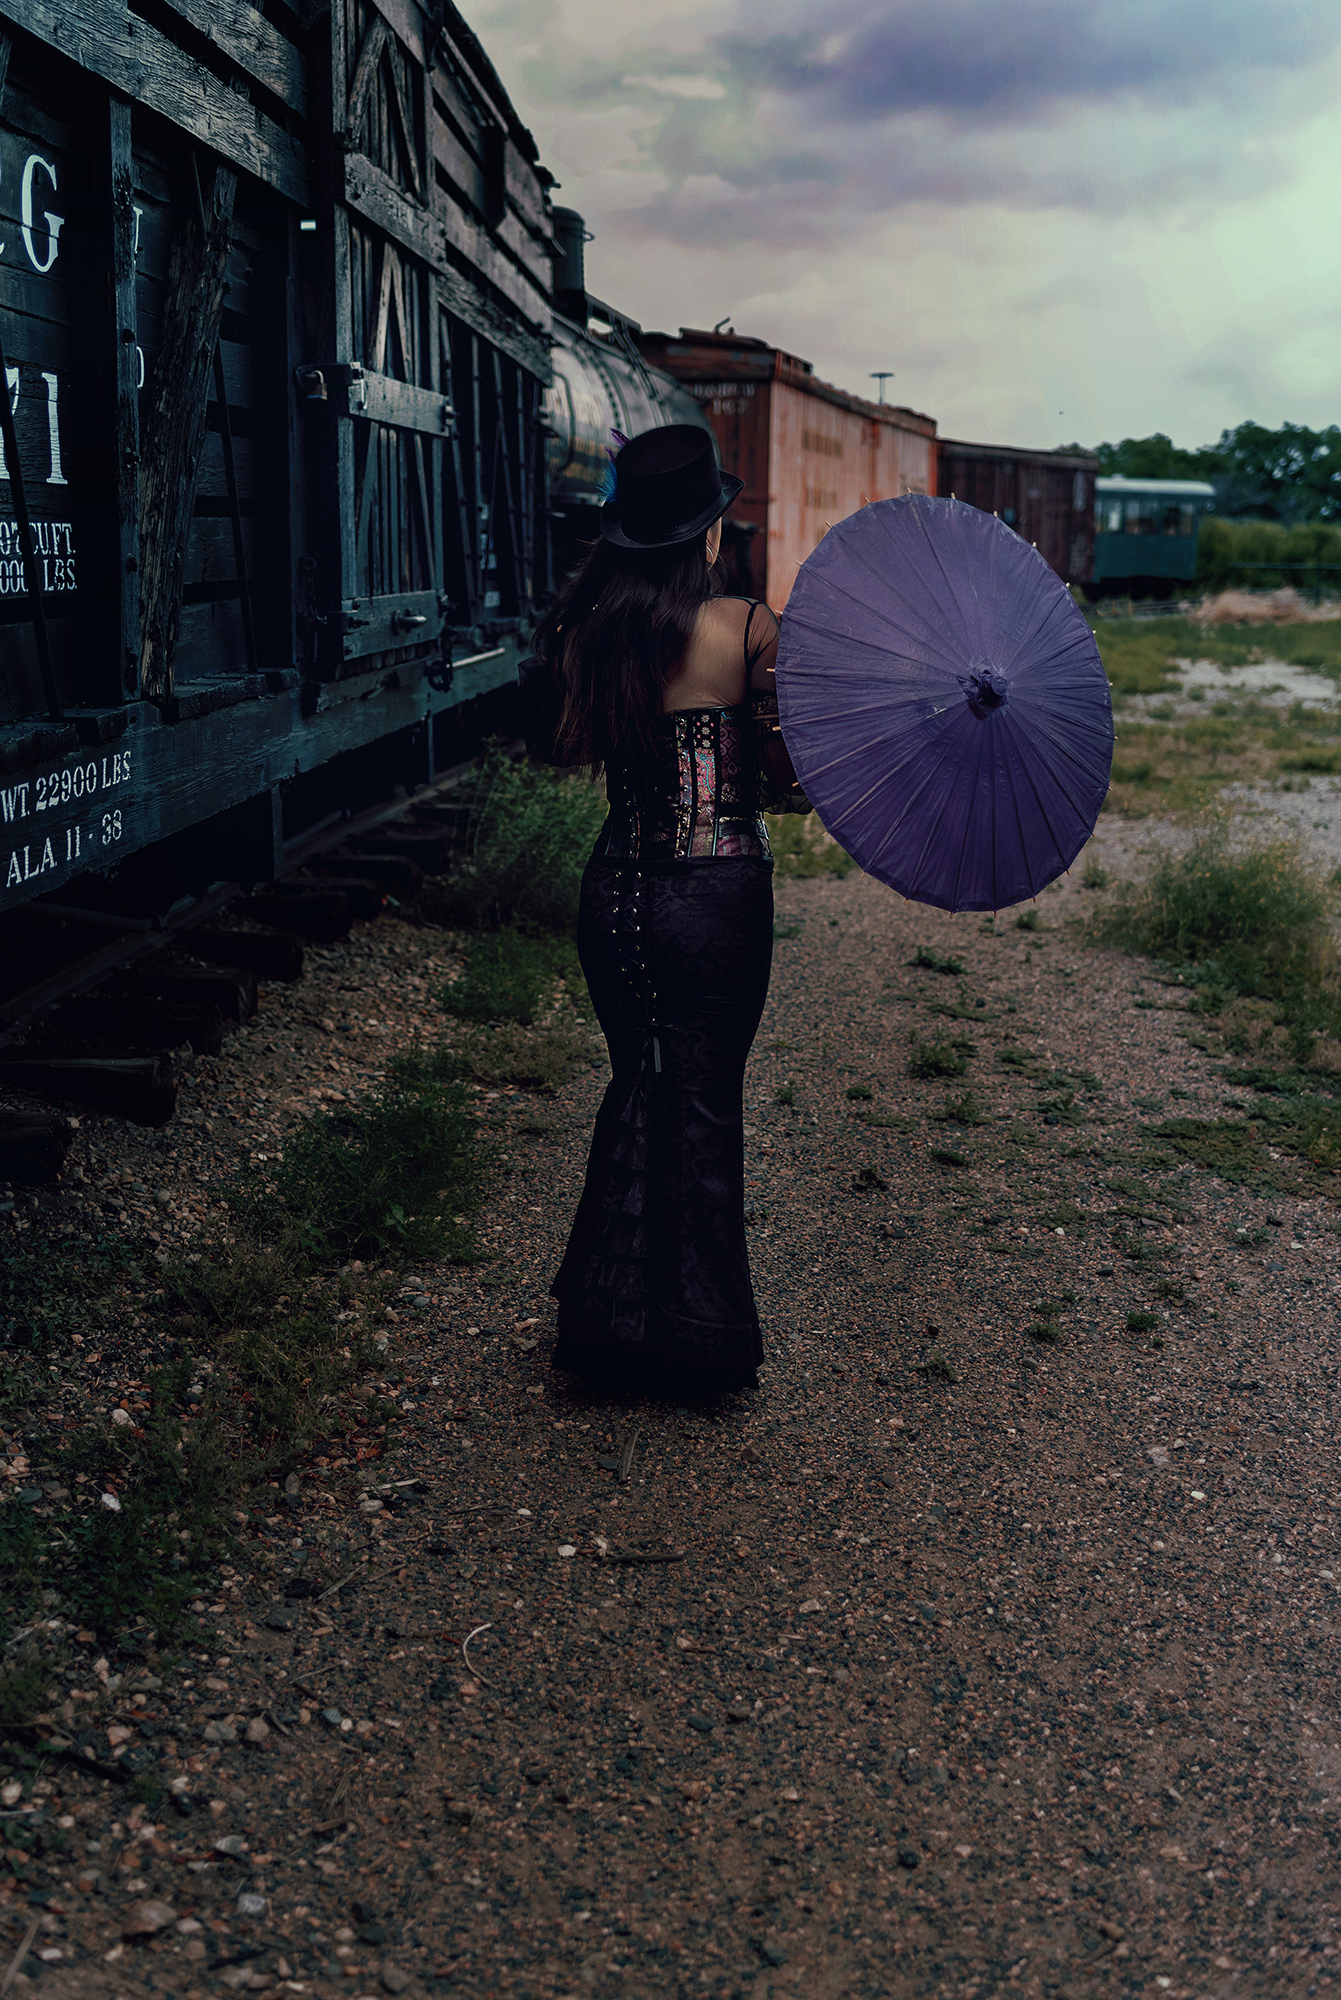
[551, 854, 774, 1392]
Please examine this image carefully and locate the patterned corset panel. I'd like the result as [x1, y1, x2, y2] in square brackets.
[600, 705, 771, 861]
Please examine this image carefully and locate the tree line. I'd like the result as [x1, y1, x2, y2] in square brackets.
[1090, 423, 1341, 524]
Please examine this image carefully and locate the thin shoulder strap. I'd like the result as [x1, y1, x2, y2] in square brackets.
[742, 598, 778, 675]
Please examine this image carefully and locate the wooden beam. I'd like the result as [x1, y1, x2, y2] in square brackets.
[0, 642, 525, 917]
[381, 35, 423, 199]
[90, 93, 141, 704]
[346, 367, 452, 435]
[0, 0, 309, 204]
[344, 11, 388, 137]
[137, 157, 238, 703]
[437, 264, 549, 385]
[341, 148, 549, 340]
[154, 0, 307, 116]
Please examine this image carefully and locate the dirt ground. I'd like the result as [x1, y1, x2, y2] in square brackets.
[4, 813, 1341, 2000]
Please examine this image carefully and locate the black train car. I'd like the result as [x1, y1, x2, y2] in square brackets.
[0, 0, 553, 921]
[936, 439, 1098, 588]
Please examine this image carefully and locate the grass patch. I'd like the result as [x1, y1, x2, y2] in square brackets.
[442, 925, 582, 1027]
[929, 1145, 971, 1167]
[417, 749, 607, 933]
[846, 1082, 873, 1100]
[1028, 1321, 1061, 1345]
[773, 919, 802, 940]
[1126, 1310, 1159, 1333]
[922, 1350, 959, 1384]
[931, 1090, 987, 1126]
[775, 1080, 796, 1107]
[234, 1048, 484, 1268]
[766, 812, 856, 879]
[911, 947, 966, 975]
[457, 1022, 591, 1094]
[1096, 822, 1337, 1002]
[910, 1034, 975, 1079]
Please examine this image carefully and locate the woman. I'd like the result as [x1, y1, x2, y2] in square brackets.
[526, 424, 798, 1393]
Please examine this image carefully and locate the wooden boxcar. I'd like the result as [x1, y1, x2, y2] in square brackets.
[936, 439, 1098, 588]
[636, 327, 937, 612]
[0, 0, 555, 919]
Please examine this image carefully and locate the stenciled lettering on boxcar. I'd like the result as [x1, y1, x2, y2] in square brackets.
[0, 59, 82, 718]
[1, 746, 134, 890]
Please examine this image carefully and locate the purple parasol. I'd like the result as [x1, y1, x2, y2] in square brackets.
[775, 494, 1113, 912]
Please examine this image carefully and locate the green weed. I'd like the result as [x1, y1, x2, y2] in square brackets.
[773, 919, 802, 940]
[846, 1082, 873, 1100]
[911, 947, 966, 975]
[910, 1034, 974, 1079]
[1082, 854, 1110, 889]
[1126, 1310, 1159, 1333]
[775, 1080, 796, 1107]
[932, 1090, 986, 1126]
[924, 1350, 959, 1384]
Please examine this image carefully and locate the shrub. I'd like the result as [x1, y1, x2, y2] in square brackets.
[1126, 1310, 1160, 1333]
[1197, 516, 1341, 595]
[910, 1034, 973, 1079]
[1099, 822, 1337, 1003]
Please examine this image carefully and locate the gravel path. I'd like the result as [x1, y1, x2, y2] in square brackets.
[4, 848, 1340, 2000]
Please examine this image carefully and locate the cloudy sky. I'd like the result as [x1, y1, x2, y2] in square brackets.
[470, 0, 1341, 451]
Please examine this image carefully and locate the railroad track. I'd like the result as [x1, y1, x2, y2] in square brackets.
[0, 760, 488, 1178]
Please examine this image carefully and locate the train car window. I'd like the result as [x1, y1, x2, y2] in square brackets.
[1179, 505, 1196, 536]
[1101, 502, 1122, 533]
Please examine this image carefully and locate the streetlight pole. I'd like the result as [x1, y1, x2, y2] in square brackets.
[870, 372, 894, 406]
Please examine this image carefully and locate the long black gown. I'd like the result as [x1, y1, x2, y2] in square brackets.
[550, 701, 774, 1391]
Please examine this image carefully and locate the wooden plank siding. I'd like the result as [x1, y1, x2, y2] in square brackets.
[0, 0, 310, 206]
[0, 0, 556, 914]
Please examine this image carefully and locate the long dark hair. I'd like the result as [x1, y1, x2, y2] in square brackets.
[534, 534, 724, 772]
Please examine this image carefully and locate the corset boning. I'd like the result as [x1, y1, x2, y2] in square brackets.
[598, 706, 771, 862]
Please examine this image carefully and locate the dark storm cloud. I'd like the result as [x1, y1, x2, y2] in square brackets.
[719, 0, 1341, 123]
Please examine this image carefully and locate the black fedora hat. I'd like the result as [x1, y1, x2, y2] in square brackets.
[601, 424, 744, 549]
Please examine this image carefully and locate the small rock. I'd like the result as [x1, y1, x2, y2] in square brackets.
[557, 1544, 577, 1559]
[445, 1800, 473, 1824]
[798, 1598, 822, 1614]
[1097, 1264, 1114, 1277]
[204, 1720, 237, 1745]
[381, 1968, 412, 1996]
[758, 1939, 789, 1968]
[740, 1443, 763, 1465]
[687, 1713, 715, 1733]
[897, 1845, 920, 1870]
[726, 1700, 753, 1724]
[358, 1923, 387, 1945]
[214, 1835, 248, 1857]
[245, 1718, 271, 1745]
[321, 1708, 343, 1731]
[551, 1784, 570, 1804]
[122, 1899, 177, 1939]
[264, 1605, 298, 1632]
[111, 1409, 132, 1428]
[524, 1765, 549, 1785]
[236, 1890, 268, 1917]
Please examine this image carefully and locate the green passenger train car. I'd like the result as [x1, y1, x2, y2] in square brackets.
[1091, 476, 1216, 596]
